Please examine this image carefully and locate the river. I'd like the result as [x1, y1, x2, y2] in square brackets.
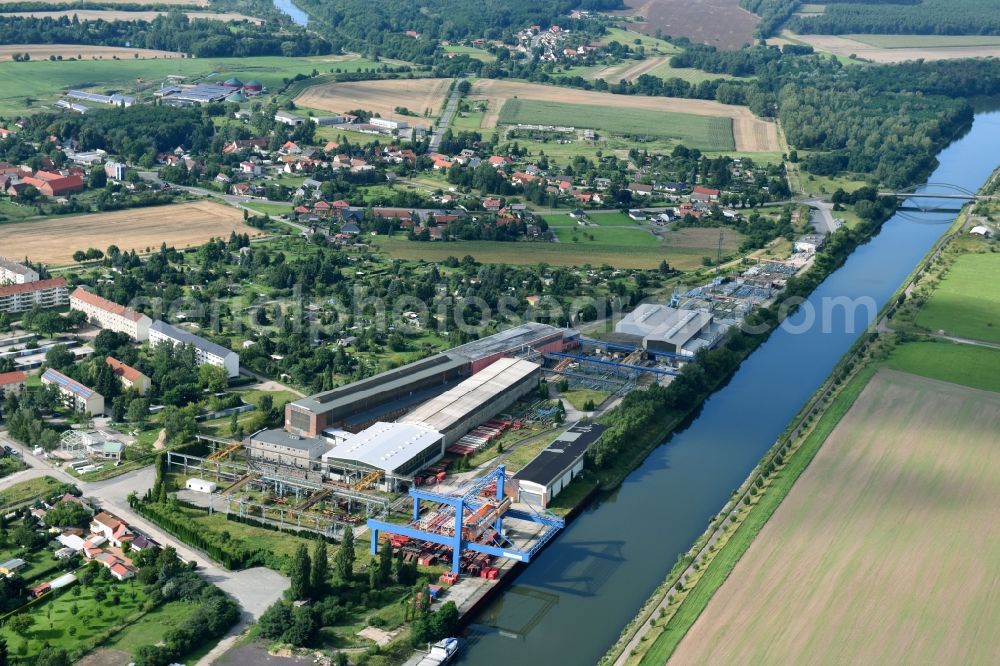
[459, 109, 1000, 664]
[272, 0, 309, 26]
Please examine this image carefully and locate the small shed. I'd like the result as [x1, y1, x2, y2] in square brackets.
[186, 478, 217, 494]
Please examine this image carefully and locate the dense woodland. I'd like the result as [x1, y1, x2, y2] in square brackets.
[788, 0, 1000, 36]
[0, 13, 331, 57]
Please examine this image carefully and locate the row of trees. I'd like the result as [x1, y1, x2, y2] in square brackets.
[788, 0, 1000, 36]
[0, 13, 332, 58]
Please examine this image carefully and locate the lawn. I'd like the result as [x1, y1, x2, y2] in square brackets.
[141, 500, 316, 572]
[372, 236, 713, 270]
[498, 99, 736, 152]
[560, 387, 610, 411]
[0, 475, 71, 510]
[665, 369, 1000, 665]
[603, 28, 681, 54]
[884, 341, 1000, 393]
[0, 577, 151, 661]
[107, 598, 199, 657]
[545, 212, 642, 228]
[553, 225, 661, 247]
[914, 252, 1000, 343]
[647, 60, 743, 84]
[442, 45, 495, 62]
[243, 202, 293, 217]
[0, 545, 62, 583]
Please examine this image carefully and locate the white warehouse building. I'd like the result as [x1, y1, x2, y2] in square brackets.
[149, 320, 240, 378]
[70, 288, 151, 341]
[402, 357, 541, 446]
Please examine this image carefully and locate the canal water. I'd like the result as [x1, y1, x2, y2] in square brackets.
[460, 110, 1000, 664]
[272, 0, 309, 26]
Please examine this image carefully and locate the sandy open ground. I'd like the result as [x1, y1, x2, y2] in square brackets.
[611, 0, 758, 51]
[0, 44, 180, 59]
[4, 201, 262, 265]
[775, 32, 1000, 63]
[590, 56, 671, 84]
[468, 79, 778, 152]
[1, 9, 261, 23]
[295, 78, 453, 119]
[671, 369, 1000, 665]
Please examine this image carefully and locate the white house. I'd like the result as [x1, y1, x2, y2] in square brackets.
[70, 287, 151, 341]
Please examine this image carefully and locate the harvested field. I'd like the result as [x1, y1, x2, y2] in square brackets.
[775, 32, 1000, 62]
[670, 369, 1000, 665]
[4, 201, 263, 265]
[590, 55, 671, 83]
[1, 10, 262, 23]
[294, 78, 452, 119]
[470, 79, 778, 152]
[0, 44, 180, 60]
[610, 0, 758, 51]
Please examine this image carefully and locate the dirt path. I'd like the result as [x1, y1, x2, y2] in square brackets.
[591, 56, 670, 83]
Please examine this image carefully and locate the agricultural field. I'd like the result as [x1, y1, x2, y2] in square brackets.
[669, 369, 1000, 665]
[775, 31, 1000, 62]
[0, 475, 71, 510]
[914, 252, 1000, 343]
[885, 341, 1000, 394]
[499, 98, 735, 151]
[3, 200, 263, 266]
[468, 79, 779, 152]
[552, 225, 662, 247]
[0, 54, 378, 117]
[0, 44, 180, 61]
[374, 226, 742, 270]
[294, 77, 453, 119]
[0, 10, 262, 23]
[610, 0, 759, 51]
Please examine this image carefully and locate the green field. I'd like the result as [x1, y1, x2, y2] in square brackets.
[548, 211, 641, 227]
[552, 225, 660, 247]
[848, 34, 1000, 48]
[498, 99, 736, 151]
[914, 252, 1000, 343]
[884, 341, 1000, 393]
[561, 387, 610, 411]
[107, 599, 200, 658]
[374, 236, 712, 270]
[443, 45, 496, 62]
[603, 28, 681, 54]
[242, 202, 293, 217]
[0, 54, 382, 116]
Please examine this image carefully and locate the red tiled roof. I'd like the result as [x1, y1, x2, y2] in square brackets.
[0, 370, 26, 386]
[0, 277, 66, 298]
[71, 287, 144, 322]
[106, 357, 145, 383]
[692, 185, 720, 196]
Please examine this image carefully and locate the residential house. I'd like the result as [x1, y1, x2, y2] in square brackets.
[70, 287, 151, 340]
[0, 370, 27, 398]
[691, 185, 720, 202]
[106, 356, 150, 394]
[149, 320, 240, 378]
[0, 277, 69, 314]
[41, 368, 104, 415]
[90, 511, 132, 548]
[628, 182, 653, 197]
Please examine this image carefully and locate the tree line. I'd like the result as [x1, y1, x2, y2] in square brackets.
[788, 0, 1000, 36]
[0, 12, 332, 57]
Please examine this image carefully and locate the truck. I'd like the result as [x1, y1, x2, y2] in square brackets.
[416, 638, 459, 666]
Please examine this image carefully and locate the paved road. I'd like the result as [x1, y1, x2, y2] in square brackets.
[428, 81, 464, 153]
[0, 432, 288, 625]
[803, 197, 839, 234]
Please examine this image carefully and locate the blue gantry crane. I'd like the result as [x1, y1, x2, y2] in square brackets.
[367, 465, 565, 573]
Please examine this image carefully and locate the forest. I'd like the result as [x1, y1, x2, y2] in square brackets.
[787, 0, 1000, 36]
[0, 12, 332, 57]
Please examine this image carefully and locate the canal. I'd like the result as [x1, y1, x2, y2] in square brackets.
[460, 109, 1000, 664]
[272, 0, 309, 26]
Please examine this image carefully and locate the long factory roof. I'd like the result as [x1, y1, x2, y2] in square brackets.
[449, 322, 564, 360]
[289, 352, 469, 415]
[402, 357, 540, 433]
[615, 304, 712, 347]
[514, 422, 607, 488]
[321, 421, 443, 475]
